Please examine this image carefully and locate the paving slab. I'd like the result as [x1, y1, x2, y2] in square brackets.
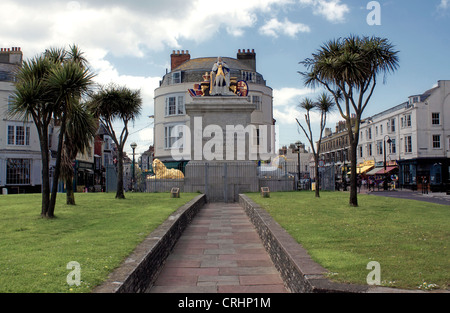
[148, 202, 289, 293]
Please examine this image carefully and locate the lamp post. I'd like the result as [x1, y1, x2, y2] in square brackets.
[295, 141, 302, 190]
[383, 136, 392, 191]
[131, 142, 137, 191]
[383, 135, 392, 171]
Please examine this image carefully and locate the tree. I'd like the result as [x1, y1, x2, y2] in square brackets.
[299, 35, 399, 206]
[88, 84, 142, 199]
[45, 47, 95, 217]
[296, 93, 334, 198]
[10, 45, 95, 218]
[60, 103, 98, 205]
[10, 55, 54, 216]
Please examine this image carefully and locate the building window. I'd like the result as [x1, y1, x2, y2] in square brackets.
[165, 125, 185, 149]
[165, 95, 185, 116]
[368, 128, 372, 140]
[8, 95, 14, 111]
[390, 118, 396, 132]
[405, 136, 412, 153]
[7, 125, 31, 146]
[172, 71, 181, 84]
[7, 125, 15, 145]
[368, 143, 372, 156]
[401, 115, 411, 128]
[7, 159, 31, 185]
[16, 126, 25, 146]
[432, 135, 441, 149]
[376, 141, 383, 155]
[359, 146, 363, 158]
[250, 95, 262, 110]
[389, 139, 396, 154]
[432, 113, 440, 125]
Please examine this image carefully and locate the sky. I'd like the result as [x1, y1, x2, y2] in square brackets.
[1, 0, 449, 156]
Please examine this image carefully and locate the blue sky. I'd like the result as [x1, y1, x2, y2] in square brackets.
[1, 0, 449, 156]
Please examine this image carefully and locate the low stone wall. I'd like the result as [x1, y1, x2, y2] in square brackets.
[239, 194, 369, 293]
[93, 194, 206, 293]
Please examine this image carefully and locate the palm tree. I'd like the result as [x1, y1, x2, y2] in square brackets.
[88, 84, 142, 199]
[296, 93, 334, 198]
[60, 103, 98, 205]
[10, 55, 54, 216]
[45, 47, 96, 217]
[10, 45, 95, 218]
[299, 35, 399, 206]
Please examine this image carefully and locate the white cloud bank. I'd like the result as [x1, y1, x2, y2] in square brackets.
[0, 0, 350, 153]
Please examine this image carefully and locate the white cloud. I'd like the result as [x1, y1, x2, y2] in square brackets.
[260, 18, 310, 38]
[438, 0, 449, 9]
[299, 0, 350, 23]
[273, 87, 314, 107]
[272, 87, 341, 133]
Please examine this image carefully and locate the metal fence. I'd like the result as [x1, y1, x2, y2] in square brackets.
[319, 164, 336, 191]
[144, 161, 313, 202]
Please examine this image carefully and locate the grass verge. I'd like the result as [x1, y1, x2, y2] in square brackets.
[0, 192, 198, 293]
[246, 191, 449, 291]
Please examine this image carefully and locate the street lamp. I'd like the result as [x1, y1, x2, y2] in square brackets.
[131, 142, 137, 191]
[383, 136, 392, 191]
[295, 141, 302, 190]
[383, 135, 392, 171]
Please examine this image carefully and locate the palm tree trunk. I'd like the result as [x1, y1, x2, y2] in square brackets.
[314, 155, 320, 198]
[49, 113, 68, 217]
[39, 128, 51, 217]
[349, 143, 358, 207]
[66, 174, 75, 205]
[116, 148, 125, 199]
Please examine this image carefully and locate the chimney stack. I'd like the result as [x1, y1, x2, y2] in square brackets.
[237, 49, 256, 72]
[171, 49, 191, 71]
[0, 47, 23, 65]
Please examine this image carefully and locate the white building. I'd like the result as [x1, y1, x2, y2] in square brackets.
[357, 80, 450, 191]
[153, 49, 275, 165]
[0, 47, 44, 194]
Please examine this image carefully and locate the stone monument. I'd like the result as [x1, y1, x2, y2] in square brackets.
[184, 57, 258, 202]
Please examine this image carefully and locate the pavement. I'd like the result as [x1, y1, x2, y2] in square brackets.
[367, 189, 450, 206]
[148, 202, 289, 293]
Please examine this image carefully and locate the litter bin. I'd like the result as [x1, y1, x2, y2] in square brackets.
[2, 188, 7, 195]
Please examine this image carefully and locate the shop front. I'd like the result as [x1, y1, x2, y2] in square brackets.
[74, 160, 95, 192]
[399, 158, 449, 192]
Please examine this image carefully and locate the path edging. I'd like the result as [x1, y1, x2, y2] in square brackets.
[93, 194, 206, 293]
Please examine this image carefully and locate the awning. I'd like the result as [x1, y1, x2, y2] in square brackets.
[348, 165, 373, 175]
[375, 166, 398, 175]
[366, 167, 383, 176]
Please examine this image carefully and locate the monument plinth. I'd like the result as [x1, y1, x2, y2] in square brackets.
[185, 96, 256, 162]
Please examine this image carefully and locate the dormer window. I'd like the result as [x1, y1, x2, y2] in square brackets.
[409, 96, 420, 104]
[172, 71, 181, 84]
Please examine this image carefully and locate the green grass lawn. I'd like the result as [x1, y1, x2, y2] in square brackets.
[0, 192, 198, 293]
[246, 191, 449, 291]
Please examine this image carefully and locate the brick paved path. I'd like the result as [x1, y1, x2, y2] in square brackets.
[148, 202, 289, 293]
